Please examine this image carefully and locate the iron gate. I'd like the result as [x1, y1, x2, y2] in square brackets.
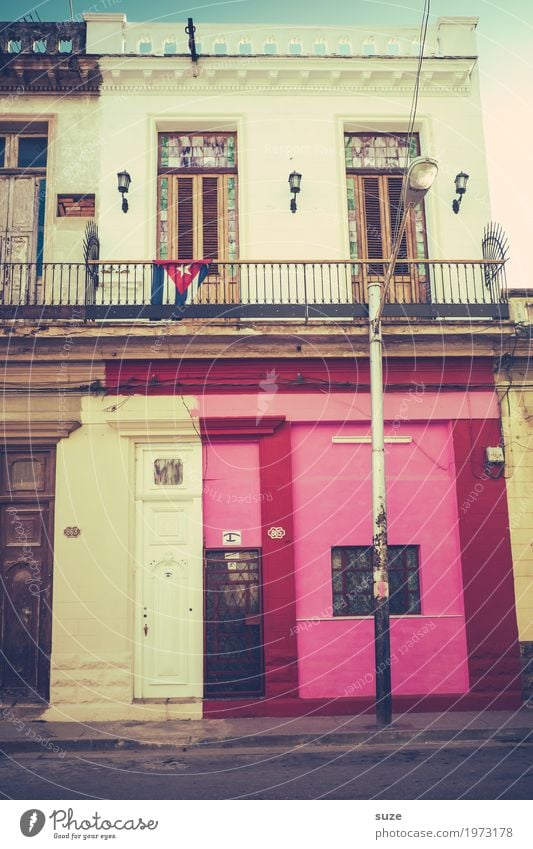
[204, 549, 264, 697]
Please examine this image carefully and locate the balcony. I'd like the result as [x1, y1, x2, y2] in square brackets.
[0, 21, 101, 92]
[0, 260, 508, 321]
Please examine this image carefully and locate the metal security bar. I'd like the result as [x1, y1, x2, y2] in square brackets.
[0, 260, 508, 320]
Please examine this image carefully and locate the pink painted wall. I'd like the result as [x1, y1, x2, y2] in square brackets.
[199, 391, 498, 425]
[198, 394, 490, 699]
[203, 442, 262, 548]
[291, 421, 469, 698]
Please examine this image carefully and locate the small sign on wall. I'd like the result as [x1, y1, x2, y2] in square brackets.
[222, 530, 242, 545]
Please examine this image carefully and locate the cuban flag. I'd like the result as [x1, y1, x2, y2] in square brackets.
[152, 260, 211, 307]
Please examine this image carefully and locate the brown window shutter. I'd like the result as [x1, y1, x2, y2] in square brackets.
[386, 177, 408, 263]
[176, 177, 194, 259]
[362, 176, 384, 259]
[201, 176, 219, 261]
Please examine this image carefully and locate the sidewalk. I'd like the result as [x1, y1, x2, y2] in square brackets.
[1, 707, 532, 754]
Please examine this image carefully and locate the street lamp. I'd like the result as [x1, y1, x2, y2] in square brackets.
[288, 170, 302, 213]
[370, 156, 438, 727]
[117, 169, 132, 213]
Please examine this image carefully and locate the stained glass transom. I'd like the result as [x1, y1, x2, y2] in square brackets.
[159, 133, 236, 169]
[344, 133, 419, 169]
[158, 176, 169, 259]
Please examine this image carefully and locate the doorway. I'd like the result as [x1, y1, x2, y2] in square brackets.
[0, 449, 55, 702]
[134, 444, 203, 699]
[204, 549, 264, 697]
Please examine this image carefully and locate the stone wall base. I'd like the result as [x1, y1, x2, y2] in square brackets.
[41, 699, 203, 722]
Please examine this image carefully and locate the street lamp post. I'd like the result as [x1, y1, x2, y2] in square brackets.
[370, 157, 438, 727]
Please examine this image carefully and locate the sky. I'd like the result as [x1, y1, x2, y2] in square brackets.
[4, 0, 533, 287]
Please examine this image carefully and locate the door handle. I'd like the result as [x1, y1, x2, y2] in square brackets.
[144, 624, 149, 637]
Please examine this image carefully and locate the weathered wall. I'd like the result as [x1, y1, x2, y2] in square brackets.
[498, 295, 533, 702]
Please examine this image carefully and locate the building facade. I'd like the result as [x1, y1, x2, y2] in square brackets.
[0, 14, 524, 720]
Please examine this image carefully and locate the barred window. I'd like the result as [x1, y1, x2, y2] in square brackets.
[331, 545, 421, 616]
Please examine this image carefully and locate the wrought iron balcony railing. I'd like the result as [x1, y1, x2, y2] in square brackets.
[0, 260, 508, 321]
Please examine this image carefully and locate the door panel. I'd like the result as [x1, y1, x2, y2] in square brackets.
[347, 173, 428, 305]
[135, 444, 203, 699]
[0, 450, 55, 702]
[161, 174, 239, 305]
[0, 175, 40, 303]
[11, 177, 38, 235]
[204, 549, 264, 697]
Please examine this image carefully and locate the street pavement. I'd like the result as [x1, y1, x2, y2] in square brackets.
[1, 707, 532, 799]
[0, 740, 531, 799]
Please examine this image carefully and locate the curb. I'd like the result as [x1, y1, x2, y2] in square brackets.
[1, 727, 532, 754]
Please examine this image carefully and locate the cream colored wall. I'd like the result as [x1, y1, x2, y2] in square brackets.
[50, 396, 132, 717]
[0, 22, 489, 268]
[48, 99, 102, 262]
[94, 84, 490, 264]
[48, 394, 202, 720]
[0, 98, 101, 263]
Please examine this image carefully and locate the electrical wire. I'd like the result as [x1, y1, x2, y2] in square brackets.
[391, 0, 432, 248]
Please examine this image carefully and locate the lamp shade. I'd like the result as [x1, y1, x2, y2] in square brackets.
[117, 170, 132, 194]
[288, 171, 302, 193]
[454, 171, 469, 195]
[404, 156, 438, 205]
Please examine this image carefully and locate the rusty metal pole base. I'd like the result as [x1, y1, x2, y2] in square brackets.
[374, 598, 392, 727]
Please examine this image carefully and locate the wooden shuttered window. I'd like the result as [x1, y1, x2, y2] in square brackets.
[161, 173, 236, 266]
[347, 173, 428, 303]
[201, 176, 220, 264]
[176, 176, 194, 259]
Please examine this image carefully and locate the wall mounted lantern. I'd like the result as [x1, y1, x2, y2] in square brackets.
[117, 169, 132, 213]
[288, 170, 302, 213]
[452, 171, 469, 214]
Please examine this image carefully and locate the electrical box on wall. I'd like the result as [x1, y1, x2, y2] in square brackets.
[486, 446, 504, 464]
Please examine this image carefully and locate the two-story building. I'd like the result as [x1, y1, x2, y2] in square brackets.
[0, 14, 523, 721]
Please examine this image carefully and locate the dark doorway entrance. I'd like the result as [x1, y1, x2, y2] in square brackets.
[204, 549, 264, 697]
[0, 449, 55, 702]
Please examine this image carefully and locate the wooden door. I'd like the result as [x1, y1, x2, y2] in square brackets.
[0, 450, 55, 702]
[135, 445, 203, 699]
[161, 174, 239, 305]
[0, 175, 40, 303]
[204, 549, 264, 697]
[347, 173, 428, 305]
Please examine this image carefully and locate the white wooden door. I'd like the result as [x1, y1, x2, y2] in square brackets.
[0, 176, 39, 302]
[135, 444, 203, 699]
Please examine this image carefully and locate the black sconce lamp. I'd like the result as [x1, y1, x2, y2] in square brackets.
[288, 170, 302, 213]
[452, 171, 469, 214]
[117, 169, 132, 213]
